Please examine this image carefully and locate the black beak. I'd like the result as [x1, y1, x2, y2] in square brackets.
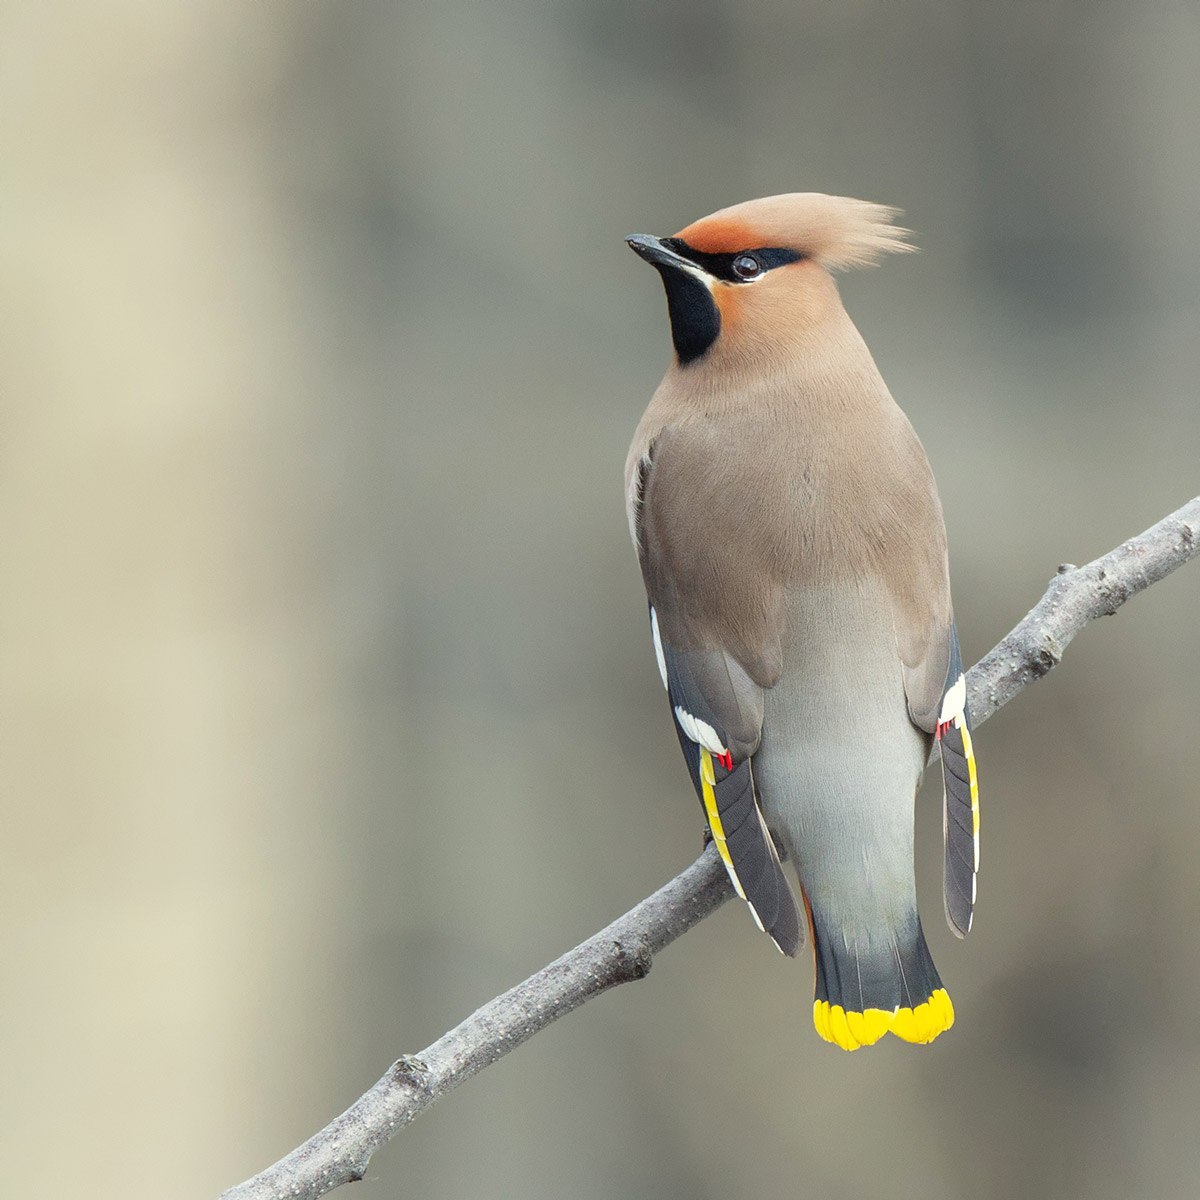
[625, 234, 692, 271]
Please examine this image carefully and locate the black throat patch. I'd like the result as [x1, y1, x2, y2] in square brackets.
[655, 266, 720, 365]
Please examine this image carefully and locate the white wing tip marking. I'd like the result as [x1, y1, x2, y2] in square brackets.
[649, 608, 669, 691]
[939, 673, 967, 723]
[674, 705, 727, 756]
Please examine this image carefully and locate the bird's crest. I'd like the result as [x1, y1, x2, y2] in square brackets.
[676, 193, 915, 272]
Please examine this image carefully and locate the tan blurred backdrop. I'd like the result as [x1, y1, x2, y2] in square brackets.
[3, 2, 1199, 1197]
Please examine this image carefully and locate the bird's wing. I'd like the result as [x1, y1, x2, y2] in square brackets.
[651, 610, 803, 956]
[633, 432, 802, 956]
[902, 619, 979, 938]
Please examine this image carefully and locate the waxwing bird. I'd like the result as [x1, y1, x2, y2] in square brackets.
[624, 193, 979, 1050]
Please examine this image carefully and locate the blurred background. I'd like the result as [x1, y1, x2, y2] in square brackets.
[3, 1, 1199, 1197]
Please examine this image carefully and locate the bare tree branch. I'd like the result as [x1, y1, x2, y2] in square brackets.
[965, 499, 1198, 724]
[221, 497, 1199, 1200]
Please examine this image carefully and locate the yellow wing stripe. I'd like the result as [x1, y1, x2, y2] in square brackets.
[699, 748, 745, 899]
[813, 989, 955, 1051]
[957, 714, 980, 852]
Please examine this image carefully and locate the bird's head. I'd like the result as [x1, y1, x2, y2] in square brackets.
[627, 193, 913, 369]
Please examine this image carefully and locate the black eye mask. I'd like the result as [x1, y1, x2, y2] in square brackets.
[660, 238, 804, 283]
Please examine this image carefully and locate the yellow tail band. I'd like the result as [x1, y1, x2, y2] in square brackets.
[813, 989, 955, 1051]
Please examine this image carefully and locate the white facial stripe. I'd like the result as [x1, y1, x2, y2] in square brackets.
[939, 674, 966, 723]
[672, 260, 715, 288]
[649, 608, 669, 691]
[674, 262, 764, 287]
[674, 705, 727, 756]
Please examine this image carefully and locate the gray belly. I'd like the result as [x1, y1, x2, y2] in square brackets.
[754, 579, 930, 930]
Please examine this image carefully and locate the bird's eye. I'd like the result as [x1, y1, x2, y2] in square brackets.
[732, 254, 762, 280]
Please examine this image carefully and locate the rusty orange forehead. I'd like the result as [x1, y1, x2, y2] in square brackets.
[672, 215, 758, 254]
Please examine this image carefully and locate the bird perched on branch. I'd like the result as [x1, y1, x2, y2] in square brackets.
[624, 193, 978, 1050]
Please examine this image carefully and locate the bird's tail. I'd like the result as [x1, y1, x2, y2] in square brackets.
[807, 902, 954, 1051]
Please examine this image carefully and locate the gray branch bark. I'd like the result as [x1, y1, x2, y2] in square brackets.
[221, 496, 1199, 1200]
